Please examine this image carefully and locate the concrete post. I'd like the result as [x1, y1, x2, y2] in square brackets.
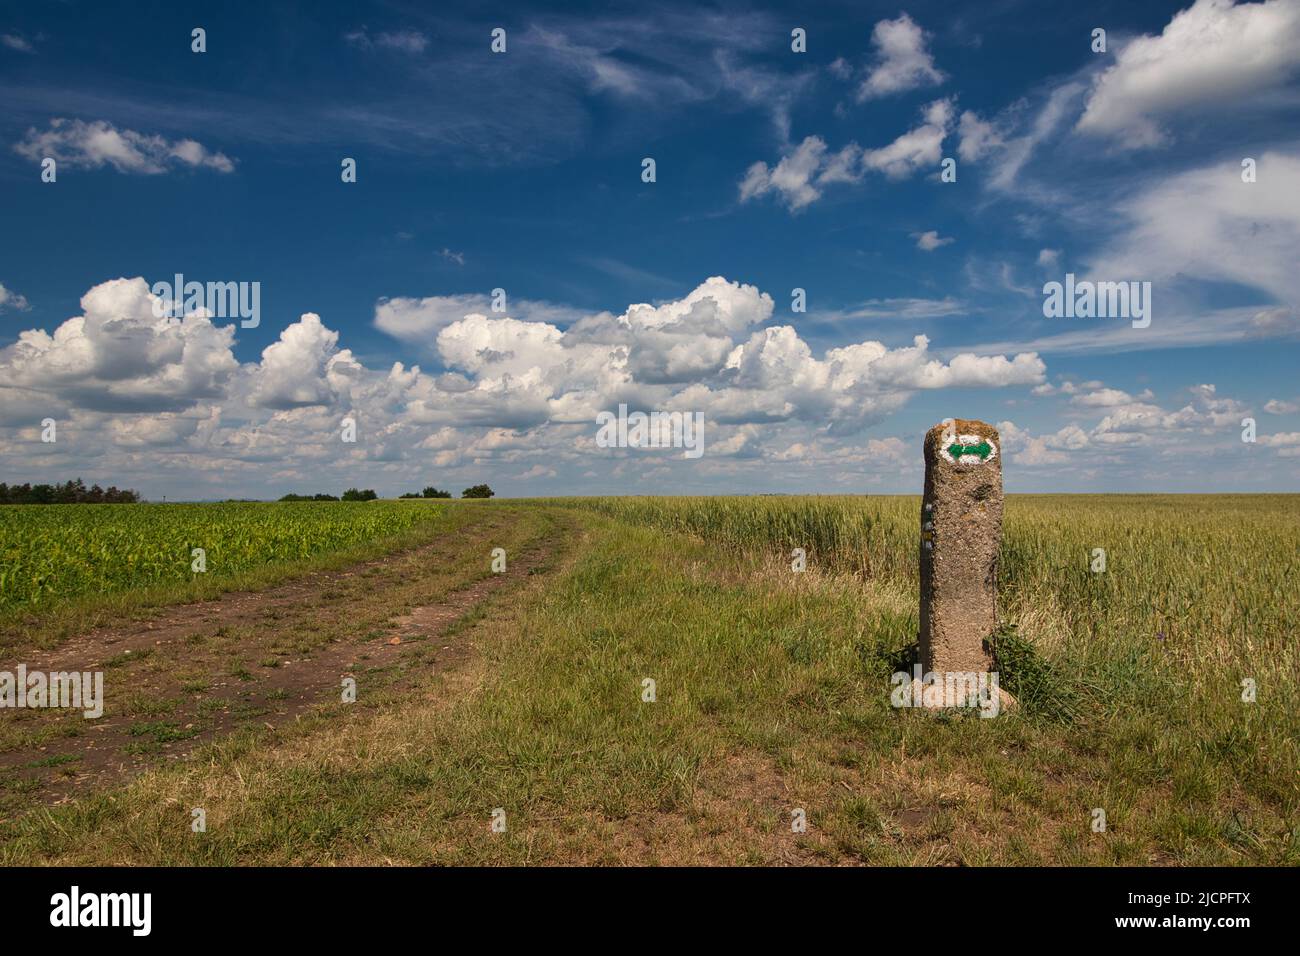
[914, 418, 1014, 713]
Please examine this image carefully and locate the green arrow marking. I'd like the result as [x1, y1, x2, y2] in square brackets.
[947, 440, 992, 460]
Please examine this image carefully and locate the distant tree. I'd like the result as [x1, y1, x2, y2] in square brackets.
[422, 486, 452, 499]
[342, 488, 378, 501]
[461, 484, 494, 499]
[102, 485, 135, 503]
[55, 478, 84, 503]
[398, 492, 421, 499]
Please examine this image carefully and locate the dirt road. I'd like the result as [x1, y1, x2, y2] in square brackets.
[0, 507, 572, 816]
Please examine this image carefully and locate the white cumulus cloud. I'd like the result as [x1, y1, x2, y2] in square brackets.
[856, 13, 945, 101]
[862, 98, 954, 179]
[913, 230, 954, 251]
[0, 277, 238, 412]
[740, 99, 954, 209]
[1077, 0, 1300, 147]
[0, 275, 1052, 495]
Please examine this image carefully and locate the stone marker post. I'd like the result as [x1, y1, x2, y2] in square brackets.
[919, 418, 1004, 682]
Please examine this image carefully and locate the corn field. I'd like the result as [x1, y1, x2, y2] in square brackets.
[0, 501, 445, 616]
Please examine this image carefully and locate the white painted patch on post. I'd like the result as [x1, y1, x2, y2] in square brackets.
[936, 433, 998, 465]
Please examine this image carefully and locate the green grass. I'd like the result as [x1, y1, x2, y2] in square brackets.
[540, 494, 1298, 705]
[0, 496, 1294, 865]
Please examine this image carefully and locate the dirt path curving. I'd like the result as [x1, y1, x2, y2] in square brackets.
[0, 507, 573, 815]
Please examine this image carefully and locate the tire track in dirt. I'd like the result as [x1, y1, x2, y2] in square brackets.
[0, 509, 573, 812]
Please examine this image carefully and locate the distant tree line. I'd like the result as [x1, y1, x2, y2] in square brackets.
[3, 480, 495, 505]
[0, 479, 141, 504]
[400, 484, 494, 499]
[279, 484, 494, 501]
[278, 488, 378, 502]
[399, 486, 453, 499]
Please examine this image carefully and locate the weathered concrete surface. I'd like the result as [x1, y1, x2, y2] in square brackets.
[918, 418, 1003, 676]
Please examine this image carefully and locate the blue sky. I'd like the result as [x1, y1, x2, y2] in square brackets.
[1, 0, 1298, 498]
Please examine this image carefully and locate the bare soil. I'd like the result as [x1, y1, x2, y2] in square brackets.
[0, 510, 570, 814]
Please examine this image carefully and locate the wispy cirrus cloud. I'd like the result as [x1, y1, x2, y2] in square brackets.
[0, 282, 31, 313]
[959, 303, 1285, 359]
[837, 297, 966, 321]
[2, 33, 35, 53]
[14, 118, 234, 174]
[344, 28, 429, 54]
[2, 9, 804, 170]
[1087, 151, 1300, 306]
